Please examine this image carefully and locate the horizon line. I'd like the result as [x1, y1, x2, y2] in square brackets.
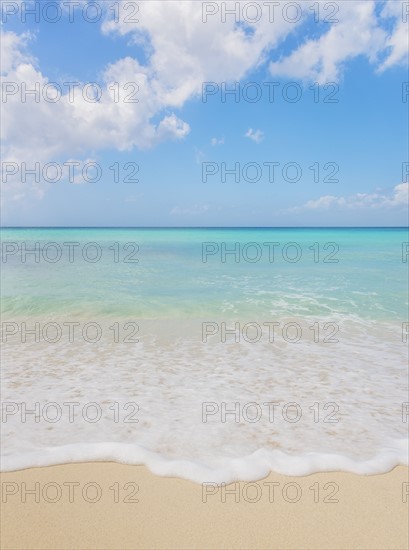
[1, 226, 408, 230]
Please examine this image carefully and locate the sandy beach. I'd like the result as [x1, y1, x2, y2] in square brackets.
[1, 463, 408, 549]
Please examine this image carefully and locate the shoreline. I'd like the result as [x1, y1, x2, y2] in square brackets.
[1, 463, 408, 549]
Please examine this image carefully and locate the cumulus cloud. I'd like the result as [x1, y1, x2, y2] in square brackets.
[291, 183, 409, 211]
[1, 32, 190, 200]
[269, 1, 388, 83]
[245, 128, 264, 143]
[101, 0, 297, 105]
[156, 114, 190, 142]
[1, 44, 190, 158]
[377, 1, 409, 72]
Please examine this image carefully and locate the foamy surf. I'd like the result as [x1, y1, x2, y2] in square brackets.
[2, 440, 408, 483]
[1, 228, 408, 482]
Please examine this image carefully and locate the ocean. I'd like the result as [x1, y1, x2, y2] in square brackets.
[1, 227, 408, 482]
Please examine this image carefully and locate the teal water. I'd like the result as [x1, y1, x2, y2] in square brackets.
[1, 228, 408, 479]
[1, 228, 408, 321]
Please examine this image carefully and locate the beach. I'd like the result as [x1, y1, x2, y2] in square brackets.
[1, 463, 408, 549]
[2, 228, 408, 479]
[1, 228, 408, 548]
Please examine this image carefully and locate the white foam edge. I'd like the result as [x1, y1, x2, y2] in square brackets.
[1, 439, 408, 484]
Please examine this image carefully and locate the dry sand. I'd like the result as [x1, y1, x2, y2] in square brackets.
[1, 463, 408, 549]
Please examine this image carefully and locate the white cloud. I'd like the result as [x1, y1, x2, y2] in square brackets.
[245, 128, 264, 143]
[2, 49, 190, 157]
[388, 182, 409, 206]
[270, 1, 388, 83]
[211, 137, 225, 146]
[170, 204, 210, 216]
[378, 1, 409, 72]
[291, 183, 409, 211]
[194, 147, 205, 164]
[0, 30, 34, 75]
[156, 114, 190, 142]
[0, 33, 190, 200]
[101, 0, 298, 106]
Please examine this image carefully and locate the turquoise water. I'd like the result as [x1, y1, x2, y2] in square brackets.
[1, 228, 408, 480]
[1, 228, 408, 320]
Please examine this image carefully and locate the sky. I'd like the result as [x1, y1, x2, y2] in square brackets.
[1, 0, 408, 227]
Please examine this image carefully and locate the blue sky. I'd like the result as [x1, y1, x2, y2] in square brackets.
[1, 0, 408, 226]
